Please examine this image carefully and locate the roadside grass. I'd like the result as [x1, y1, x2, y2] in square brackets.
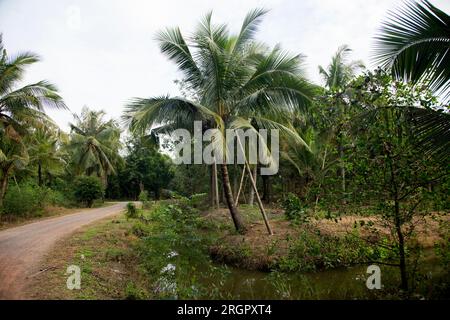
[26, 214, 150, 300]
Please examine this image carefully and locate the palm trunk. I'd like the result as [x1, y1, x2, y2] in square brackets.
[0, 167, 11, 206]
[38, 162, 43, 186]
[221, 163, 246, 233]
[262, 175, 271, 203]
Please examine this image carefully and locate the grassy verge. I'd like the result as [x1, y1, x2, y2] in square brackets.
[26, 214, 150, 299]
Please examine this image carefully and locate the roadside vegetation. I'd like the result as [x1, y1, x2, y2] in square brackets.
[1, 0, 449, 300]
[29, 199, 449, 299]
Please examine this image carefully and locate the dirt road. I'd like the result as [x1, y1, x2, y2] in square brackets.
[0, 202, 126, 299]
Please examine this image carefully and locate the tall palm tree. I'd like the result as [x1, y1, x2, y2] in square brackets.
[0, 34, 66, 203]
[68, 107, 121, 187]
[124, 9, 316, 233]
[373, 0, 450, 161]
[319, 45, 364, 197]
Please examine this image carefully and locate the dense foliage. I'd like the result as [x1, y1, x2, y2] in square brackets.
[73, 176, 104, 208]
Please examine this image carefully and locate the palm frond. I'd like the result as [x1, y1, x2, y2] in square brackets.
[157, 27, 203, 90]
[373, 0, 450, 101]
[124, 96, 223, 135]
[233, 8, 269, 53]
[407, 106, 450, 162]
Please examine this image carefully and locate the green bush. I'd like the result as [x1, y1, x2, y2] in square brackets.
[189, 193, 209, 210]
[281, 193, 309, 222]
[138, 190, 149, 202]
[126, 202, 138, 219]
[2, 184, 47, 216]
[46, 189, 73, 207]
[138, 190, 152, 209]
[73, 176, 104, 208]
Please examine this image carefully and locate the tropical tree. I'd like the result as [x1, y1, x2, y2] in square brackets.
[348, 69, 447, 291]
[319, 45, 364, 198]
[68, 107, 121, 187]
[319, 45, 364, 93]
[120, 136, 174, 199]
[373, 0, 450, 161]
[0, 34, 66, 203]
[28, 126, 67, 186]
[0, 34, 66, 135]
[0, 131, 28, 205]
[124, 9, 316, 233]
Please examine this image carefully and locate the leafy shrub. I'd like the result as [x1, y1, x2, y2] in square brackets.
[125, 282, 147, 300]
[46, 189, 74, 207]
[276, 227, 381, 272]
[73, 176, 104, 208]
[126, 202, 138, 219]
[2, 184, 48, 216]
[138, 190, 149, 202]
[135, 201, 220, 299]
[281, 193, 309, 222]
[138, 190, 152, 209]
[189, 193, 209, 211]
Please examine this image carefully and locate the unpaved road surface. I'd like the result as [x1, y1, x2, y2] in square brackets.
[0, 202, 126, 299]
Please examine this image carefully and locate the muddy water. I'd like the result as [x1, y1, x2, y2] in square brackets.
[157, 248, 446, 299]
[198, 252, 445, 299]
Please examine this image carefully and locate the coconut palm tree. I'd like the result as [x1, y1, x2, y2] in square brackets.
[28, 126, 67, 186]
[319, 45, 364, 197]
[0, 34, 66, 135]
[124, 9, 316, 233]
[373, 0, 450, 161]
[68, 107, 121, 187]
[319, 45, 364, 93]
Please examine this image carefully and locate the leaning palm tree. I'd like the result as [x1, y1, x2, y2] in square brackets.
[68, 107, 121, 187]
[373, 0, 450, 161]
[124, 9, 316, 233]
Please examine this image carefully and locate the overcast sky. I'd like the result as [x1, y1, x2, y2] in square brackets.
[1, 0, 449, 131]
